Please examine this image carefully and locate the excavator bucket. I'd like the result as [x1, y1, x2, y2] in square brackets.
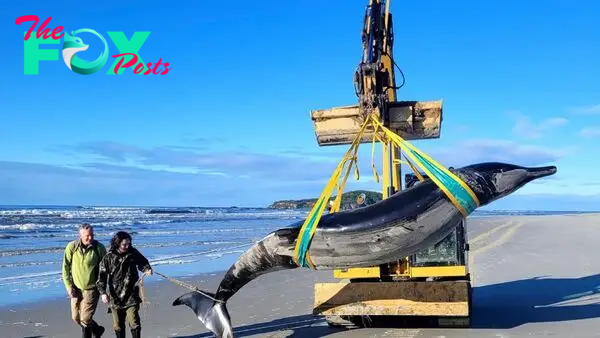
[310, 100, 443, 146]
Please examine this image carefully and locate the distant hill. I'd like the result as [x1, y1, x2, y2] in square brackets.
[268, 190, 383, 210]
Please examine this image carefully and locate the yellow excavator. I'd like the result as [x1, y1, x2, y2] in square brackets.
[307, 0, 472, 328]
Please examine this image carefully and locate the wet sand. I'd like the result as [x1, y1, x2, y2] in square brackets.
[2, 213, 600, 338]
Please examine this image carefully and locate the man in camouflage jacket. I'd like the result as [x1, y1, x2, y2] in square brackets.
[96, 231, 152, 338]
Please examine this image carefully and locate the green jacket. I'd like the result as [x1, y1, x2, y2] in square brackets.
[62, 239, 107, 291]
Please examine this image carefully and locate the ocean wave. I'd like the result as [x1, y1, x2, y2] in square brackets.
[0, 226, 267, 239]
[147, 243, 252, 263]
[0, 238, 251, 257]
[0, 242, 247, 264]
[0, 260, 58, 268]
[150, 258, 196, 266]
[0, 206, 306, 234]
[0, 243, 252, 287]
[0, 247, 66, 257]
[0, 219, 168, 231]
[134, 227, 274, 236]
[133, 239, 246, 249]
[205, 249, 246, 259]
[0, 206, 305, 218]
[0, 270, 62, 282]
[2, 277, 63, 288]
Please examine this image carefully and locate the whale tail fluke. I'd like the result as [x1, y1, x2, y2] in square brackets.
[173, 291, 234, 338]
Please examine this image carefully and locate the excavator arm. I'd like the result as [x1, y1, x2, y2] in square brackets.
[354, 0, 406, 198]
[354, 0, 403, 124]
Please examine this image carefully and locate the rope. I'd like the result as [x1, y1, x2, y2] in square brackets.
[135, 271, 224, 304]
[137, 272, 150, 321]
[138, 274, 148, 304]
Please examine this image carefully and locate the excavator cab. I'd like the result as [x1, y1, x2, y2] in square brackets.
[405, 172, 469, 273]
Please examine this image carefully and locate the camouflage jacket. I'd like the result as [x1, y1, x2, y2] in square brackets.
[96, 247, 151, 309]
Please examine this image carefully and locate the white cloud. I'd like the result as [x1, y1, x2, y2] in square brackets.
[0, 160, 333, 207]
[510, 112, 568, 139]
[512, 179, 600, 197]
[5, 137, 576, 207]
[579, 127, 600, 138]
[568, 104, 600, 115]
[424, 138, 571, 168]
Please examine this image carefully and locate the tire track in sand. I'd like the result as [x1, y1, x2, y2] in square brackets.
[378, 328, 422, 337]
[468, 219, 516, 247]
[468, 219, 525, 282]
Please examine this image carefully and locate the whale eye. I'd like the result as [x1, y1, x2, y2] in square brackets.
[76, 39, 81, 43]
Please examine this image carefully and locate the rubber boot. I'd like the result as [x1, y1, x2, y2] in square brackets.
[90, 321, 105, 337]
[131, 327, 141, 338]
[82, 325, 93, 338]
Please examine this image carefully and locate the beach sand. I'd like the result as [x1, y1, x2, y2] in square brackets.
[2, 213, 600, 338]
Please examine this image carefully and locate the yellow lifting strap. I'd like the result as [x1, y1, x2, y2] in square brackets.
[370, 116, 480, 215]
[291, 117, 371, 269]
[292, 113, 480, 269]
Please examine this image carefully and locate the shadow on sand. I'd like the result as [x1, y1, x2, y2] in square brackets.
[174, 314, 341, 337]
[176, 274, 600, 337]
[471, 273, 600, 329]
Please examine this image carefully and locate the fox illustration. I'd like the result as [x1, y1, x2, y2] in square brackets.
[62, 32, 89, 70]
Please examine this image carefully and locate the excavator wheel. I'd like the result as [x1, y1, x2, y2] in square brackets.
[324, 315, 362, 328]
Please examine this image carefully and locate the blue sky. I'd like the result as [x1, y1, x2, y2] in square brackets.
[1, 0, 599, 210]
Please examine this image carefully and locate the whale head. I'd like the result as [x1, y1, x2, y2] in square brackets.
[454, 162, 557, 207]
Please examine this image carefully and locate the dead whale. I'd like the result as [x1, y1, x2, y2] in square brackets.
[173, 162, 557, 338]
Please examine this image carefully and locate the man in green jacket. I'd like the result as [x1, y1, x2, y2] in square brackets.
[62, 223, 107, 338]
